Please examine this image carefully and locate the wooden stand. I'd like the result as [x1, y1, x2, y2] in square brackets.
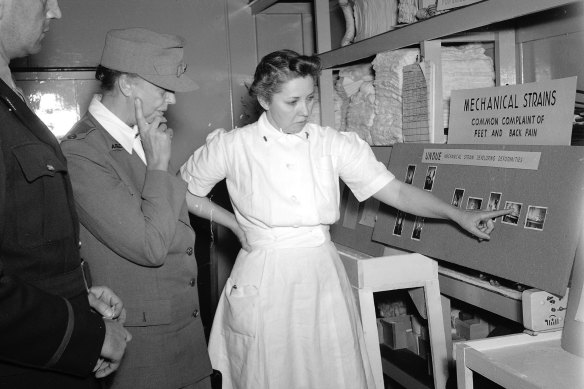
[338, 246, 449, 389]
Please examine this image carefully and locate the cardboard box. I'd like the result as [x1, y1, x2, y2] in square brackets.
[380, 315, 412, 349]
[455, 318, 490, 340]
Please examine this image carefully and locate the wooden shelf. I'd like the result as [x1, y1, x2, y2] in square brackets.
[438, 266, 523, 323]
[317, 0, 579, 69]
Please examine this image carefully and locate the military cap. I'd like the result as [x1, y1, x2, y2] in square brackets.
[99, 27, 198, 92]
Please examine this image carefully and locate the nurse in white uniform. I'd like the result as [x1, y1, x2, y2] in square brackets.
[181, 49, 510, 389]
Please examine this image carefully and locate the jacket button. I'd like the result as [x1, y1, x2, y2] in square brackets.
[189, 278, 196, 287]
[192, 309, 199, 318]
[186, 247, 193, 255]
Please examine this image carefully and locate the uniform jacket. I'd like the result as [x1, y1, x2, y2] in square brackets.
[0, 79, 105, 388]
[60, 114, 212, 389]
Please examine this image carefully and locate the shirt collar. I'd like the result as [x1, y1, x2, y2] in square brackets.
[257, 112, 310, 142]
[0, 63, 14, 90]
[88, 94, 138, 155]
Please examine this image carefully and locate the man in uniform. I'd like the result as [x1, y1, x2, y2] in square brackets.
[0, 1, 131, 387]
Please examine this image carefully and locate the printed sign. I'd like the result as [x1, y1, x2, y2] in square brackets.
[448, 77, 577, 145]
[421, 148, 541, 170]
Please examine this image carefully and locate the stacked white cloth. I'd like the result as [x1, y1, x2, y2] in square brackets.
[442, 44, 495, 128]
[328, 44, 493, 145]
[370, 48, 420, 145]
[353, 0, 399, 42]
[337, 63, 376, 143]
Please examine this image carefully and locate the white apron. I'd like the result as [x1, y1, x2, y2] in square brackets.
[208, 225, 375, 389]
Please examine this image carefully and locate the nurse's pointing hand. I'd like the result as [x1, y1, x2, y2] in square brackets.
[456, 208, 513, 241]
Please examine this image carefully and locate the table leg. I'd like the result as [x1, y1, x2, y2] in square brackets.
[358, 287, 384, 389]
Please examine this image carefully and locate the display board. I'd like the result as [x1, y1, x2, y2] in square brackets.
[372, 143, 584, 296]
[330, 146, 392, 257]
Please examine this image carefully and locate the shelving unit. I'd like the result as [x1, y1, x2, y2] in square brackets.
[315, 0, 577, 69]
[248, 0, 582, 139]
[310, 0, 580, 134]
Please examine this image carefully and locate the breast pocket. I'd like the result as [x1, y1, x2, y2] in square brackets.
[315, 156, 337, 190]
[12, 143, 73, 247]
[314, 156, 339, 215]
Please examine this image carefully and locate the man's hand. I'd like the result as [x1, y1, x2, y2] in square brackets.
[88, 286, 126, 323]
[94, 319, 132, 378]
[134, 97, 172, 171]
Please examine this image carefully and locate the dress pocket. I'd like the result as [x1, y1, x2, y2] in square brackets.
[223, 277, 258, 337]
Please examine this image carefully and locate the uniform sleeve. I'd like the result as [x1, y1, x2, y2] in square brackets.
[332, 130, 394, 201]
[0, 273, 105, 376]
[61, 139, 186, 267]
[180, 128, 229, 196]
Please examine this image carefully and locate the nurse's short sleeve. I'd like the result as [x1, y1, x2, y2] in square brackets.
[180, 128, 228, 197]
[334, 131, 394, 201]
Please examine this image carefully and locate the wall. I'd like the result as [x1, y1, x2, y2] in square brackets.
[516, 2, 584, 92]
[13, 0, 234, 169]
[227, 1, 316, 130]
[11, 0, 316, 164]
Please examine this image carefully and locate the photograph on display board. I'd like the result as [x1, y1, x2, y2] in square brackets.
[393, 211, 405, 236]
[466, 197, 483, 211]
[451, 188, 465, 207]
[502, 201, 523, 225]
[405, 165, 416, 184]
[487, 192, 502, 211]
[525, 206, 548, 231]
[411, 216, 425, 241]
[487, 192, 502, 221]
[423, 166, 437, 191]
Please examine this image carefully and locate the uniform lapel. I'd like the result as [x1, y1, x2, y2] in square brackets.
[110, 146, 147, 191]
[85, 115, 146, 194]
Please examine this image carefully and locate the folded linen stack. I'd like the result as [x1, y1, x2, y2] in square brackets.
[335, 63, 376, 143]
[441, 44, 495, 129]
[370, 48, 420, 145]
[353, 0, 399, 42]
